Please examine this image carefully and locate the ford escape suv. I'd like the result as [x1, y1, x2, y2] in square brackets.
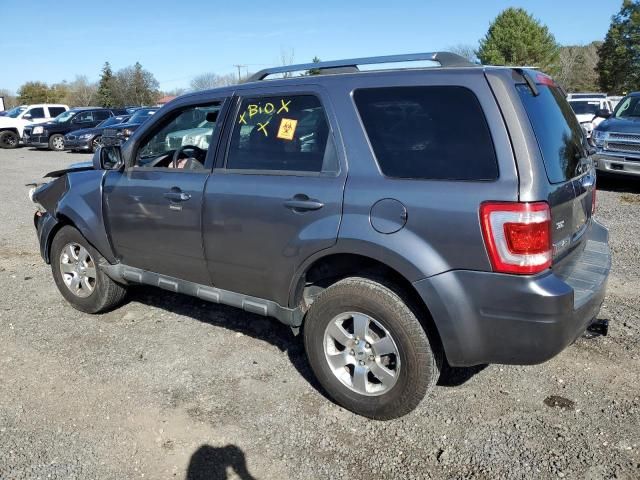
[30, 53, 611, 420]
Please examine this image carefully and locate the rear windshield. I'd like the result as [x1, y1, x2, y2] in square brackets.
[569, 100, 600, 115]
[517, 84, 588, 183]
[354, 86, 498, 181]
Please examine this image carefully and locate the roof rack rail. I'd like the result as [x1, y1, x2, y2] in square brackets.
[247, 52, 476, 82]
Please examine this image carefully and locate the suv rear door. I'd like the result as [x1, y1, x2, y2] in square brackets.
[504, 71, 595, 262]
[202, 86, 346, 306]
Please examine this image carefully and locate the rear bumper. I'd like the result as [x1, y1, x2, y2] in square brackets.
[414, 220, 611, 367]
[594, 152, 640, 177]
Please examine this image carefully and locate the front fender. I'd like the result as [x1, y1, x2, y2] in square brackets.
[33, 169, 116, 264]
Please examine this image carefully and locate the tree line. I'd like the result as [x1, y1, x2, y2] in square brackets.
[1, 0, 638, 109]
[454, 0, 640, 94]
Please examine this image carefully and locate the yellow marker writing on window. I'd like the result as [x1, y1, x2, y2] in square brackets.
[277, 118, 298, 141]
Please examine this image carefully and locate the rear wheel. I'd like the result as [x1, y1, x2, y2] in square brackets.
[0, 130, 19, 149]
[50, 226, 127, 313]
[303, 277, 441, 420]
[49, 134, 65, 151]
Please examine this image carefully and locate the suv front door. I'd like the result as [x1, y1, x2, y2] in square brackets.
[103, 99, 229, 284]
[203, 87, 347, 306]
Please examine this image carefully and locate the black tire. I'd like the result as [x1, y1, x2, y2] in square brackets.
[50, 226, 127, 314]
[0, 130, 19, 149]
[303, 277, 442, 420]
[49, 134, 65, 151]
[91, 136, 102, 153]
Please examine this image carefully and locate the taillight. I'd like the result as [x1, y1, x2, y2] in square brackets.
[480, 202, 552, 275]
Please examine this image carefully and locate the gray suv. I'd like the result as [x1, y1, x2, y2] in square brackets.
[30, 53, 611, 419]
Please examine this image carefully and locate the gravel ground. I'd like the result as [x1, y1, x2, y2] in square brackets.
[0, 147, 638, 480]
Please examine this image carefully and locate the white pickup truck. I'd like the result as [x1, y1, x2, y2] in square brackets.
[0, 104, 69, 148]
[567, 97, 613, 139]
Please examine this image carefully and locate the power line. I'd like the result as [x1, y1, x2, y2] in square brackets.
[233, 64, 247, 82]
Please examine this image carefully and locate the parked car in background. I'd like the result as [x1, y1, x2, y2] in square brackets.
[64, 114, 131, 153]
[30, 52, 610, 420]
[568, 97, 613, 138]
[567, 92, 607, 100]
[23, 107, 127, 151]
[101, 107, 159, 146]
[592, 92, 640, 177]
[607, 95, 624, 110]
[0, 104, 69, 148]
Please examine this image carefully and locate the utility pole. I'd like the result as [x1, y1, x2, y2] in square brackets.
[233, 64, 247, 83]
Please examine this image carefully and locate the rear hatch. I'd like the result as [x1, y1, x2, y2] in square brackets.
[515, 73, 596, 264]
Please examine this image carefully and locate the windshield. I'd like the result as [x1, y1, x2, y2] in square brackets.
[129, 109, 157, 123]
[5, 106, 26, 118]
[97, 116, 129, 128]
[52, 110, 76, 123]
[613, 96, 640, 118]
[569, 100, 600, 116]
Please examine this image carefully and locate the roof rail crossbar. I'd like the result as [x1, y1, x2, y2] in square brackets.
[247, 52, 475, 82]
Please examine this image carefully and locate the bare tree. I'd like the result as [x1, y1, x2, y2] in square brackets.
[280, 47, 295, 77]
[190, 72, 236, 91]
[448, 44, 479, 63]
[557, 42, 600, 92]
[64, 75, 98, 106]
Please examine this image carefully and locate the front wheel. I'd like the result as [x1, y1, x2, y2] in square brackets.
[0, 130, 19, 149]
[49, 134, 65, 151]
[50, 226, 127, 313]
[303, 277, 441, 420]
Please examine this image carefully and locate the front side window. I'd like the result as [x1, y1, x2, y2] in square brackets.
[75, 111, 94, 123]
[6, 106, 26, 118]
[226, 95, 333, 173]
[53, 110, 75, 123]
[614, 96, 640, 118]
[135, 104, 221, 170]
[27, 107, 45, 119]
[354, 86, 498, 180]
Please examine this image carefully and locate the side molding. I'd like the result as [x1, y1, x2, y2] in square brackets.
[100, 263, 303, 327]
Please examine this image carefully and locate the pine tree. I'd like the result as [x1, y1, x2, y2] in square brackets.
[97, 62, 115, 107]
[477, 8, 559, 74]
[597, 0, 640, 94]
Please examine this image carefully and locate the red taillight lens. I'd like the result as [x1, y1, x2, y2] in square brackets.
[536, 73, 556, 87]
[480, 202, 552, 275]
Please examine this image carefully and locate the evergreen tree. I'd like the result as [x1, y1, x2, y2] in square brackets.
[477, 8, 559, 74]
[597, 0, 640, 94]
[97, 62, 115, 107]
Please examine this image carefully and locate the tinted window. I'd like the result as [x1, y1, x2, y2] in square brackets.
[569, 100, 600, 115]
[75, 111, 94, 122]
[518, 85, 588, 183]
[48, 107, 66, 117]
[354, 87, 498, 180]
[27, 107, 45, 119]
[94, 110, 111, 120]
[613, 96, 640, 118]
[226, 95, 334, 173]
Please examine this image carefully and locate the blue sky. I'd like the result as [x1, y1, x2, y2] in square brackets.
[0, 0, 621, 93]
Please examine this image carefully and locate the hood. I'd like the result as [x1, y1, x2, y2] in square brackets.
[43, 161, 94, 178]
[594, 116, 640, 133]
[66, 126, 101, 137]
[0, 116, 25, 127]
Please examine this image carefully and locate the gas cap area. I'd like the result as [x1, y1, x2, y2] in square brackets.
[370, 198, 407, 234]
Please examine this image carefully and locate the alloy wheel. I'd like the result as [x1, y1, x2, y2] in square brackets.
[59, 243, 96, 298]
[323, 311, 401, 396]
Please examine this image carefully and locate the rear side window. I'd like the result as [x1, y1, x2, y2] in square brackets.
[517, 84, 587, 183]
[354, 86, 498, 180]
[94, 110, 111, 120]
[48, 107, 66, 117]
[226, 95, 335, 173]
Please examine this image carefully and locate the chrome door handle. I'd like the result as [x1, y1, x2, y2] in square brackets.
[164, 191, 191, 202]
[284, 197, 324, 211]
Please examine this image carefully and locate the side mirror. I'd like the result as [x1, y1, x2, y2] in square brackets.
[594, 109, 612, 119]
[95, 145, 124, 170]
[22, 113, 32, 120]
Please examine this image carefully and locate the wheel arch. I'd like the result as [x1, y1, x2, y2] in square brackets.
[290, 251, 444, 355]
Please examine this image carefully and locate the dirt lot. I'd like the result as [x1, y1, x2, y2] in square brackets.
[0, 147, 638, 480]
